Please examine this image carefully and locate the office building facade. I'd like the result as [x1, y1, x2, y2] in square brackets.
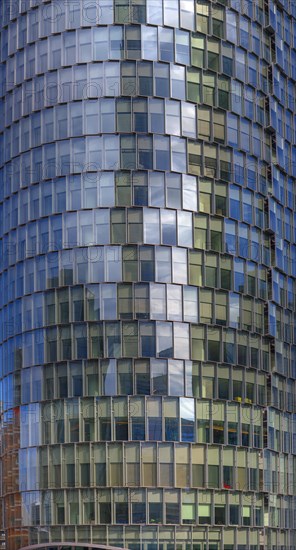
[1, 0, 296, 549]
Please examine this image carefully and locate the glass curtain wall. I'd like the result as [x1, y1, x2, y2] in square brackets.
[0, 0, 296, 549]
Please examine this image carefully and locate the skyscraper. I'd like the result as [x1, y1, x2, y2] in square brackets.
[1, 0, 296, 549]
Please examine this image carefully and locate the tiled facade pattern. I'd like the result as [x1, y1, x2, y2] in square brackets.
[1, 0, 296, 549]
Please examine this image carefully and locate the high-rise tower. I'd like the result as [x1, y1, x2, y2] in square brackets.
[1, 0, 296, 549]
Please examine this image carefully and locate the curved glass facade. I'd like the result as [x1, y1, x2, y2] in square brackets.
[1, 0, 296, 549]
